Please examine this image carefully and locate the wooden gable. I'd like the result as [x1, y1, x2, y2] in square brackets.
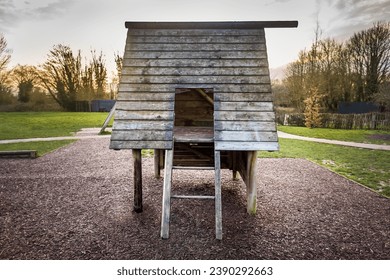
[110, 21, 298, 151]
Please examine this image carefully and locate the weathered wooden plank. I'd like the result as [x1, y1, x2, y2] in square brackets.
[121, 66, 269, 76]
[132, 149, 143, 213]
[214, 111, 275, 121]
[117, 92, 175, 101]
[154, 149, 161, 178]
[246, 151, 258, 214]
[111, 130, 172, 141]
[125, 21, 297, 30]
[215, 131, 277, 142]
[115, 101, 174, 111]
[110, 140, 173, 150]
[215, 92, 272, 102]
[113, 120, 173, 131]
[161, 149, 174, 239]
[124, 50, 267, 59]
[121, 75, 270, 85]
[129, 35, 265, 44]
[214, 150, 222, 240]
[215, 141, 279, 151]
[119, 84, 272, 93]
[128, 29, 265, 37]
[123, 58, 268, 68]
[114, 110, 173, 121]
[214, 121, 276, 131]
[215, 101, 273, 111]
[126, 43, 266, 52]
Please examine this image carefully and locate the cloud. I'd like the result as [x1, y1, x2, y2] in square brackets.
[0, 0, 20, 33]
[0, 0, 74, 33]
[325, 0, 390, 38]
[34, 0, 74, 19]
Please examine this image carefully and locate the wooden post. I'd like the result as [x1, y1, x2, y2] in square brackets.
[246, 151, 258, 215]
[154, 149, 161, 178]
[132, 149, 143, 213]
[161, 149, 174, 239]
[100, 103, 116, 134]
[232, 151, 238, 181]
[214, 150, 222, 240]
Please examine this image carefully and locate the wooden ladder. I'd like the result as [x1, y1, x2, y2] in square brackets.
[160, 147, 222, 240]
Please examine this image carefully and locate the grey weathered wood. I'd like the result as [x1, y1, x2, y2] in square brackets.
[154, 149, 161, 178]
[128, 28, 265, 36]
[214, 111, 275, 121]
[124, 50, 267, 59]
[161, 149, 174, 239]
[123, 58, 268, 68]
[115, 101, 174, 111]
[132, 149, 143, 213]
[117, 92, 175, 101]
[121, 75, 270, 85]
[122, 66, 269, 76]
[214, 121, 276, 131]
[113, 120, 173, 131]
[118, 84, 272, 93]
[0, 150, 37, 159]
[126, 43, 266, 52]
[215, 101, 273, 111]
[110, 140, 173, 150]
[171, 195, 215, 200]
[172, 166, 214, 170]
[114, 110, 173, 121]
[111, 130, 172, 141]
[246, 151, 258, 214]
[215, 131, 277, 142]
[215, 141, 279, 151]
[214, 150, 222, 240]
[125, 21, 298, 30]
[215, 92, 272, 102]
[100, 102, 116, 134]
[129, 35, 265, 44]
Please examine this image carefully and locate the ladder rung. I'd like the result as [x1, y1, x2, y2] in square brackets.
[172, 166, 214, 170]
[171, 195, 215, 200]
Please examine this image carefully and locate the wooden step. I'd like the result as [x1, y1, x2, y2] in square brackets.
[172, 166, 214, 170]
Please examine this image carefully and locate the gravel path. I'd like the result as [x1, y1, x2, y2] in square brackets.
[1, 138, 389, 259]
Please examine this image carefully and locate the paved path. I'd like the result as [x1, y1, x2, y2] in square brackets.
[0, 128, 389, 151]
[278, 131, 390, 151]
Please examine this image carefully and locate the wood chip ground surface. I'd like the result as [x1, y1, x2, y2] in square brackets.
[0, 138, 389, 259]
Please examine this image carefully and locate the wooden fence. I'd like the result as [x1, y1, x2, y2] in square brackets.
[279, 112, 390, 130]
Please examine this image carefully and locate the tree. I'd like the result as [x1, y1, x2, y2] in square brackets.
[11, 65, 38, 103]
[348, 22, 390, 101]
[39, 44, 82, 111]
[304, 86, 322, 128]
[0, 34, 14, 105]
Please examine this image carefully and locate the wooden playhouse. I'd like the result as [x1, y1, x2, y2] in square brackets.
[110, 21, 298, 239]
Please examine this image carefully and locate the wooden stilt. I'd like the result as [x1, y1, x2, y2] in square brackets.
[132, 149, 143, 213]
[154, 149, 161, 178]
[161, 149, 174, 239]
[214, 150, 222, 240]
[246, 151, 258, 215]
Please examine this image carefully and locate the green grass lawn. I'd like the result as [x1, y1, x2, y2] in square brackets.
[261, 138, 390, 197]
[0, 112, 111, 140]
[0, 140, 76, 157]
[278, 125, 390, 145]
[0, 112, 111, 156]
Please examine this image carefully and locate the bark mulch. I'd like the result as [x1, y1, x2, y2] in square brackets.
[0, 138, 389, 260]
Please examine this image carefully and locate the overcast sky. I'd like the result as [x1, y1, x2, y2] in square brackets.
[1, 0, 389, 78]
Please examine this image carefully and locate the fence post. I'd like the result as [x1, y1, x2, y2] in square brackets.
[370, 113, 376, 130]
